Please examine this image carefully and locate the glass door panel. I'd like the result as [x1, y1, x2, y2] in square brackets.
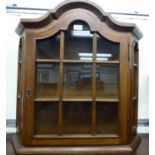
[33, 22, 122, 140]
[97, 34, 119, 61]
[64, 21, 93, 60]
[36, 64, 59, 98]
[36, 32, 60, 59]
[96, 102, 119, 134]
[63, 64, 93, 99]
[133, 68, 138, 97]
[134, 43, 138, 64]
[132, 99, 138, 128]
[96, 64, 119, 99]
[134, 51, 138, 64]
[34, 102, 58, 135]
[18, 38, 22, 62]
[63, 102, 92, 134]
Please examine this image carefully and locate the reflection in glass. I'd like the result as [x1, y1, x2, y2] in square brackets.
[97, 34, 119, 61]
[63, 64, 93, 98]
[96, 64, 119, 98]
[64, 21, 93, 60]
[34, 102, 58, 135]
[133, 68, 137, 96]
[36, 64, 59, 98]
[96, 102, 118, 134]
[36, 32, 60, 59]
[63, 102, 92, 134]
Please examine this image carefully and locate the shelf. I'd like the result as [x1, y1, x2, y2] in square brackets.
[34, 98, 59, 102]
[36, 59, 120, 64]
[63, 60, 93, 63]
[33, 134, 119, 139]
[36, 59, 60, 63]
[62, 98, 93, 102]
[37, 82, 57, 84]
[96, 60, 120, 64]
[95, 98, 119, 102]
[34, 98, 119, 102]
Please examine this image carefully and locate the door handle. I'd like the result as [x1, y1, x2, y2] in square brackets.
[25, 87, 32, 98]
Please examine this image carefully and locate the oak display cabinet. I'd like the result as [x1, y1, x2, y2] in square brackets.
[12, 0, 143, 154]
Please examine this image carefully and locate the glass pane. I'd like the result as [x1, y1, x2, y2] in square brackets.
[63, 102, 92, 134]
[133, 100, 138, 127]
[36, 64, 59, 98]
[133, 68, 138, 96]
[96, 64, 119, 98]
[36, 32, 60, 59]
[17, 63, 22, 132]
[17, 64, 21, 97]
[34, 102, 58, 135]
[64, 64, 93, 99]
[16, 97, 21, 133]
[134, 51, 138, 64]
[64, 21, 93, 60]
[18, 38, 22, 62]
[134, 43, 138, 64]
[97, 34, 119, 61]
[96, 102, 118, 134]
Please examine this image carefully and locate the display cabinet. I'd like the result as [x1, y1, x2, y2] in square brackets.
[12, 0, 143, 154]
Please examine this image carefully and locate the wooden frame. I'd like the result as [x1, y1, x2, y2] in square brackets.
[13, 0, 143, 154]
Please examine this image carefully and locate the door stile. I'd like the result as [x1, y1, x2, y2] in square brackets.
[58, 31, 64, 135]
[92, 33, 97, 135]
[22, 30, 36, 144]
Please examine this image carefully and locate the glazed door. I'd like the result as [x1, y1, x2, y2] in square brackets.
[23, 20, 128, 145]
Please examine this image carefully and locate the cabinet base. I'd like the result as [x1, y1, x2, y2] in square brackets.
[12, 135, 141, 155]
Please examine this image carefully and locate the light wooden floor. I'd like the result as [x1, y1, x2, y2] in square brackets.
[6, 134, 149, 155]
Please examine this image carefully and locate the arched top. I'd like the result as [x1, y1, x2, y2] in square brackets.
[16, 0, 142, 40]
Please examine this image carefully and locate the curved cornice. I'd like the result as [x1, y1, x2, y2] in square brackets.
[16, 0, 143, 39]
